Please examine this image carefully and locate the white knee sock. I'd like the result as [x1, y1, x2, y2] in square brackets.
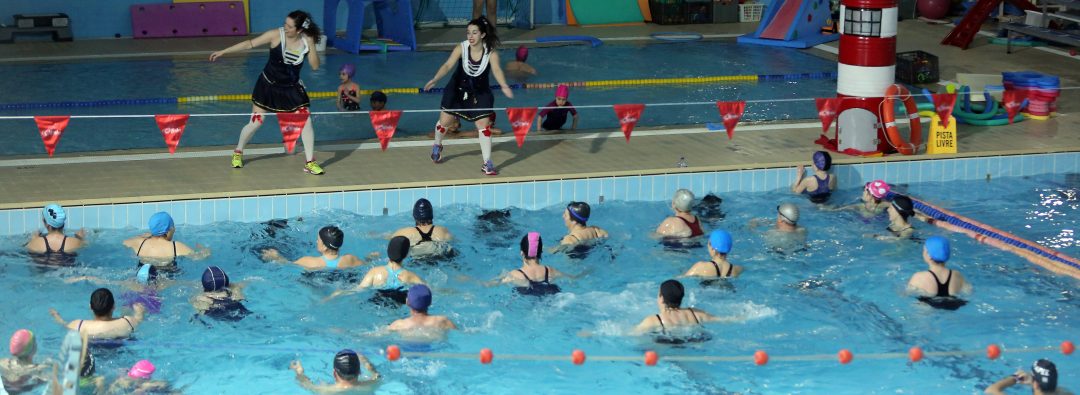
[300, 120, 315, 162]
[478, 126, 493, 162]
[235, 114, 263, 152]
[433, 122, 447, 146]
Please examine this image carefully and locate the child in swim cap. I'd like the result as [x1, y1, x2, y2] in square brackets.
[370, 91, 387, 111]
[539, 85, 578, 131]
[503, 44, 537, 82]
[337, 64, 361, 111]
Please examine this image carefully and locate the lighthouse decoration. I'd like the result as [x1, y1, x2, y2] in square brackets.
[832, 0, 899, 155]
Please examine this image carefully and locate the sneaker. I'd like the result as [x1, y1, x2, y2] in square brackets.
[481, 160, 498, 176]
[430, 144, 443, 163]
[231, 152, 243, 168]
[304, 161, 325, 175]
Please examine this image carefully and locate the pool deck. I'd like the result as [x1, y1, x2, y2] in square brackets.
[0, 21, 1076, 210]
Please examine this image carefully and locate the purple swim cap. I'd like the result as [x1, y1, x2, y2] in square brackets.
[339, 63, 355, 78]
[516, 45, 528, 62]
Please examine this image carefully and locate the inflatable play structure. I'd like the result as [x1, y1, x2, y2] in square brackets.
[737, 0, 838, 48]
[565, 0, 645, 25]
[322, 0, 416, 53]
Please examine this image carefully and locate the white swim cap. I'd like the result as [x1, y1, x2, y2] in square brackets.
[673, 189, 695, 212]
[777, 203, 799, 224]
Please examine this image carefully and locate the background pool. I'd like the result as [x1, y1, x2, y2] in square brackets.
[0, 41, 836, 156]
[2, 173, 1077, 394]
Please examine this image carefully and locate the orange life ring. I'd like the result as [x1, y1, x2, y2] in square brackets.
[880, 84, 922, 155]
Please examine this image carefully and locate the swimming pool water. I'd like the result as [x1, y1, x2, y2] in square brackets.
[0, 41, 836, 155]
[3, 173, 1076, 394]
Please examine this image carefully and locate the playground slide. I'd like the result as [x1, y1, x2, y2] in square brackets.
[760, 0, 801, 39]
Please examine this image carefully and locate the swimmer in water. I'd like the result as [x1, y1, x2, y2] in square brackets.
[49, 288, 146, 341]
[503, 45, 537, 82]
[828, 180, 890, 217]
[290, 349, 379, 394]
[191, 266, 252, 321]
[105, 360, 178, 394]
[0, 329, 56, 394]
[792, 151, 836, 204]
[866, 194, 916, 240]
[538, 85, 578, 131]
[751, 202, 808, 252]
[369, 91, 387, 111]
[26, 203, 86, 265]
[558, 202, 608, 247]
[336, 64, 361, 112]
[262, 225, 367, 270]
[390, 199, 455, 259]
[681, 230, 743, 279]
[498, 232, 566, 296]
[655, 189, 705, 238]
[66, 264, 168, 315]
[907, 236, 971, 310]
[122, 212, 210, 269]
[631, 279, 740, 336]
[387, 284, 458, 336]
[327, 236, 425, 305]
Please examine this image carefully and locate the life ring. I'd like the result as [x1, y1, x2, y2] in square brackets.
[881, 84, 922, 155]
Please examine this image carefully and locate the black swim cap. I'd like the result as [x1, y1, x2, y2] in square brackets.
[201, 266, 230, 292]
[388, 236, 410, 262]
[413, 198, 433, 223]
[370, 91, 387, 103]
[90, 288, 115, 316]
[333, 349, 361, 379]
[319, 226, 344, 250]
[566, 202, 590, 225]
[891, 195, 915, 219]
[660, 280, 685, 308]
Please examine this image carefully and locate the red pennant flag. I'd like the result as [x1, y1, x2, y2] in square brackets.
[715, 101, 745, 140]
[34, 116, 70, 157]
[155, 114, 189, 154]
[613, 104, 645, 142]
[1002, 91, 1022, 124]
[277, 111, 309, 154]
[815, 98, 840, 133]
[930, 93, 957, 128]
[369, 110, 403, 151]
[506, 107, 538, 148]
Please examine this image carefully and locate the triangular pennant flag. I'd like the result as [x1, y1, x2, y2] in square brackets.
[34, 116, 70, 157]
[155, 114, 190, 154]
[369, 110, 403, 151]
[276, 110, 309, 154]
[506, 107, 538, 148]
[613, 104, 645, 142]
[815, 97, 841, 133]
[930, 93, 957, 128]
[715, 101, 745, 140]
[1002, 91, 1022, 124]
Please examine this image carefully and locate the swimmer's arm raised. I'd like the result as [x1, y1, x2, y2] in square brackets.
[358, 354, 380, 383]
[791, 165, 808, 193]
[127, 303, 147, 328]
[290, 360, 320, 392]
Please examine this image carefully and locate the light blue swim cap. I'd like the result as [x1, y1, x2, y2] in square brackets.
[925, 236, 950, 263]
[709, 230, 732, 254]
[148, 212, 174, 236]
[42, 204, 66, 228]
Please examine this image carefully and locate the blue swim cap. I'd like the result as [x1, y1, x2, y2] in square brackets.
[42, 204, 66, 229]
[148, 212, 174, 236]
[709, 230, 732, 254]
[136, 264, 156, 285]
[201, 266, 229, 292]
[812, 151, 832, 171]
[925, 236, 950, 263]
[406, 284, 432, 312]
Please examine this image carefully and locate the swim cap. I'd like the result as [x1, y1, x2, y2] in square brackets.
[333, 350, 360, 379]
[387, 236, 410, 262]
[866, 180, 890, 199]
[891, 195, 914, 218]
[777, 203, 799, 224]
[413, 198, 433, 223]
[659, 279, 685, 308]
[812, 151, 832, 171]
[319, 226, 344, 250]
[1032, 359, 1058, 392]
[201, 266, 230, 292]
[370, 91, 387, 103]
[42, 204, 66, 229]
[673, 189, 695, 212]
[406, 284, 433, 312]
[148, 212, 174, 236]
[516, 45, 528, 62]
[9, 330, 35, 359]
[924, 236, 950, 263]
[709, 230, 733, 254]
[136, 264, 158, 286]
[127, 360, 155, 379]
[339, 63, 355, 77]
[520, 232, 542, 259]
[555, 84, 569, 99]
[566, 202, 590, 224]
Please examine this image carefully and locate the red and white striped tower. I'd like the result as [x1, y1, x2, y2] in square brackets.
[835, 0, 898, 155]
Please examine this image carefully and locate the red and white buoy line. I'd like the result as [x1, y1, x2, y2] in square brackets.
[384, 341, 1075, 366]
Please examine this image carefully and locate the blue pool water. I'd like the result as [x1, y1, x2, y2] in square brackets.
[1, 173, 1077, 393]
[0, 41, 836, 155]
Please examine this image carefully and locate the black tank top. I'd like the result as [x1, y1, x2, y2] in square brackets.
[710, 260, 733, 277]
[927, 270, 953, 297]
[451, 47, 491, 97]
[515, 267, 560, 296]
[261, 35, 305, 86]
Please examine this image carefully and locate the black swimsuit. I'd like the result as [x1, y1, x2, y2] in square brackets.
[886, 224, 913, 237]
[416, 226, 434, 243]
[917, 270, 968, 310]
[653, 310, 711, 344]
[33, 235, 76, 266]
[202, 289, 252, 322]
[515, 267, 561, 296]
[711, 260, 734, 277]
[136, 238, 179, 272]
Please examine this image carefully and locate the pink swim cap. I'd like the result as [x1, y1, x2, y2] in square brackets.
[128, 360, 155, 379]
[866, 180, 890, 199]
[555, 84, 569, 99]
[9, 329, 35, 358]
[527, 232, 541, 258]
[516, 45, 528, 62]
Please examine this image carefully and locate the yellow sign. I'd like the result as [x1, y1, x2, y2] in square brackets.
[926, 114, 957, 154]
